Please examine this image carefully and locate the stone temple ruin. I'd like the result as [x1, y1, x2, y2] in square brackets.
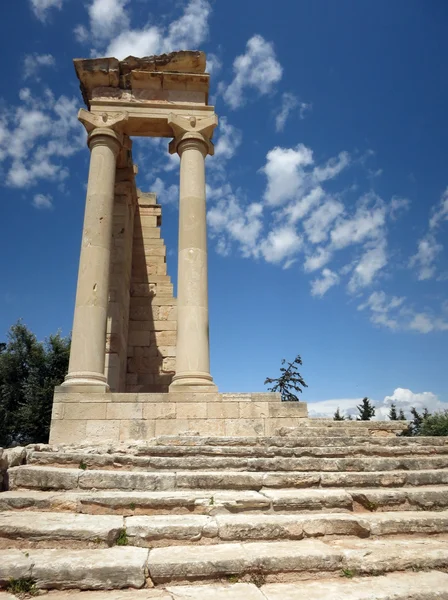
[49, 50, 309, 444]
[0, 51, 447, 599]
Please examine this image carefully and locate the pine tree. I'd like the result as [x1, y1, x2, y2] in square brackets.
[398, 409, 406, 420]
[333, 407, 345, 421]
[388, 403, 398, 420]
[264, 355, 308, 402]
[356, 397, 376, 421]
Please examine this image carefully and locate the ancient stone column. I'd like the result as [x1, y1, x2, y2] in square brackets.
[62, 110, 128, 390]
[168, 114, 218, 391]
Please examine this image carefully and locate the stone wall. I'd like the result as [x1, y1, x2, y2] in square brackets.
[126, 192, 177, 393]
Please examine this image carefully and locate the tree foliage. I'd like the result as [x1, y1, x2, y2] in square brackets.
[419, 410, 448, 436]
[388, 403, 398, 421]
[333, 407, 345, 421]
[0, 321, 70, 447]
[356, 397, 376, 421]
[264, 355, 308, 402]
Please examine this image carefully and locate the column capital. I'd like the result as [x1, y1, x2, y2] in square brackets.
[168, 113, 218, 156]
[78, 109, 129, 150]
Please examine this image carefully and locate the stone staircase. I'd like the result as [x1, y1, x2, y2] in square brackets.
[1, 422, 448, 599]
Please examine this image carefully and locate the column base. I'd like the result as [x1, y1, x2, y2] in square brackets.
[61, 371, 110, 392]
[169, 371, 218, 392]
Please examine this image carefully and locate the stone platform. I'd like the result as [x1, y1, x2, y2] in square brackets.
[49, 392, 309, 444]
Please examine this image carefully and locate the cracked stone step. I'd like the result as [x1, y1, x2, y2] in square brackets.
[2, 510, 448, 547]
[0, 511, 123, 545]
[0, 489, 270, 514]
[0, 547, 148, 589]
[3, 487, 448, 514]
[8, 466, 448, 491]
[27, 444, 448, 464]
[147, 537, 448, 583]
[27, 451, 448, 472]
[260, 571, 448, 600]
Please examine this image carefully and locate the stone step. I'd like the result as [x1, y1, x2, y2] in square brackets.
[147, 538, 448, 583]
[8, 465, 448, 491]
[2, 539, 446, 590]
[27, 445, 448, 468]
[6, 571, 448, 599]
[2, 487, 448, 515]
[0, 547, 148, 589]
[259, 571, 448, 600]
[1, 510, 448, 547]
[22, 453, 448, 472]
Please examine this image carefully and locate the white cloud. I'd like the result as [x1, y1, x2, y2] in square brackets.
[275, 93, 299, 132]
[299, 102, 312, 120]
[408, 313, 448, 334]
[284, 186, 325, 224]
[429, 187, 448, 230]
[313, 152, 350, 183]
[347, 239, 387, 294]
[30, 0, 66, 21]
[308, 387, 447, 420]
[150, 177, 179, 206]
[259, 226, 302, 265]
[389, 196, 410, 220]
[103, 0, 211, 59]
[330, 193, 386, 250]
[409, 234, 442, 280]
[0, 90, 84, 188]
[311, 268, 340, 297]
[88, 0, 130, 41]
[262, 144, 314, 206]
[210, 117, 242, 164]
[358, 290, 405, 330]
[23, 54, 55, 80]
[32, 193, 53, 209]
[303, 198, 344, 244]
[304, 247, 332, 273]
[222, 35, 283, 109]
[206, 53, 222, 75]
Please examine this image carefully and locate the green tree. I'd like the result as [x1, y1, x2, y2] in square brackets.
[388, 403, 398, 421]
[419, 410, 448, 436]
[398, 409, 406, 420]
[264, 355, 308, 402]
[356, 397, 376, 421]
[0, 321, 70, 447]
[334, 407, 345, 421]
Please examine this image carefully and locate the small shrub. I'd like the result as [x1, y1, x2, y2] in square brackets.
[79, 460, 87, 470]
[227, 575, 239, 584]
[209, 496, 215, 506]
[116, 529, 128, 546]
[7, 578, 39, 596]
[129, 502, 136, 511]
[341, 568, 356, 578]
[249, 571, 266, 588]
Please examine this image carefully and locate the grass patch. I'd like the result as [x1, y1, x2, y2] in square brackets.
[116, 529, 128, 546]
[7, 578, 39, 597]
[341, 568, 356, 579]
[227, 575, 239, 584]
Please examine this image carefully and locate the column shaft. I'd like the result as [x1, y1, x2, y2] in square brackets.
[63, 128, 121, 389]
[170, 138, 216, 390]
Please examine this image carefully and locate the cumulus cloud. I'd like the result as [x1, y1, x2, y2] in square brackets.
[330, 193, 386, 250]
[0, 89, 84, 188]
[23, 53, 55, 80]
[303, 198, 344, 244]
[75, 0, 212, 60]
[262, 144, 314, 206]
[304, 247, 332, 273]
[310, 268, 340, 297]
[150, 177, 179, 206]
[258, 226, 302, 265]
[308, 388, 447, 420]
[347, 239, 388, 294]
[32, 193, 53, 209]
[221, 35, 283, 109]
[210, 117, 242, 164]
[30, 0, 66, 21]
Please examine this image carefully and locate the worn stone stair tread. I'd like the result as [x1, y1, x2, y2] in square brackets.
[0, 547, 148, 589]
[0, 511, 124, 544]
[26, 451, 448, 472]
[260, 571, 448, 600]
[2, 509, 447, 546]
[147, 537, 448, 582]
[9, 465, 448, 492]
[27, 444, 448, 463]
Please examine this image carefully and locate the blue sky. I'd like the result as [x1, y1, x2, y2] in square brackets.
[1, 0, 447, 418]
